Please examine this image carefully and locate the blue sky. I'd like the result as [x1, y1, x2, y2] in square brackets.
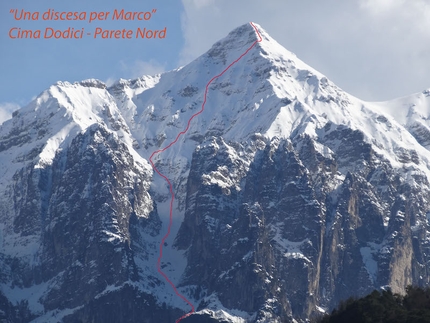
[0, 0, 184, 106]
[2, 0, 430, 122]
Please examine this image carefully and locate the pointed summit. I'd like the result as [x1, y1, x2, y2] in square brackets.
[204, 22, 297, 67]
[195, 22, 261, 68]
[214, 22, 260, 46]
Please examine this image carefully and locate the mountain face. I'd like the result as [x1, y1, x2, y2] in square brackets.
[1, 22, 430, 323]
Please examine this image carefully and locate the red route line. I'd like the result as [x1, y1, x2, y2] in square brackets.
[148, 22, 262, 323]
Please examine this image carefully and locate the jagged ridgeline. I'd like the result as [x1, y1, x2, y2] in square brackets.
[0, 22, 430, 322]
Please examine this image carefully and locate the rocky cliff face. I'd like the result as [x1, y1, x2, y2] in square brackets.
[0, 22, 430, 323]
[175, 129, 430, 321]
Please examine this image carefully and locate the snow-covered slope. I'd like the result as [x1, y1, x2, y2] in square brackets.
[371, 89, 430, 149]
[106, 23, 430, 183]
[0, 22, 430, 323]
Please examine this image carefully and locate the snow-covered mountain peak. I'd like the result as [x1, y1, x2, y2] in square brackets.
[2, 22, 430, 180]
[0, 22, 424, 169]
[206, 22, 259, 58]
[3, 22, 430, 323]
[0, 79, 137, 174]
[56, 23, 428, 178]
[109, 23, 339, 154]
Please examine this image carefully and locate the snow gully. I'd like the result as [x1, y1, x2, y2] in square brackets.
[148, 22, 262, 323]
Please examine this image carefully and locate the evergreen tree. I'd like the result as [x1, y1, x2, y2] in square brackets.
[317, 286, 430, 323]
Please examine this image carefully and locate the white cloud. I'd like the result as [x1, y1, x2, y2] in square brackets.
[179, 0, 224, 65]
[0, 102, 20, 125]
[359, 0, 403, 14]
[189, 0, 215, 9]
[179, 0, 430, 101]
[104, 77, 116, 87]
[360, 0, 430, 33]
